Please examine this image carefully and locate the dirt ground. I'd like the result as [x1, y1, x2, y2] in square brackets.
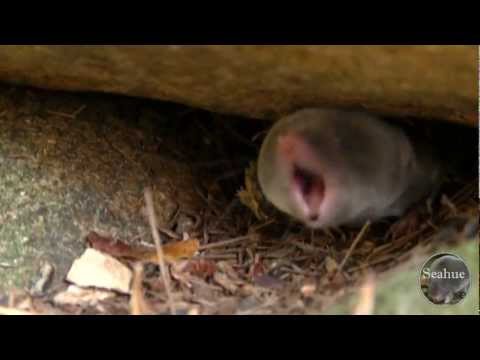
[0, 84, 477, 315]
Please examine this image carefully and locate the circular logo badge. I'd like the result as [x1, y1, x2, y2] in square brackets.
[420, 253, 471, 305]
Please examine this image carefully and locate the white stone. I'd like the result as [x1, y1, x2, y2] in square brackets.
[66, 248, 132, 294]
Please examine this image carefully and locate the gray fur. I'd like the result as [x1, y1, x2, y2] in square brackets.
[257, 108, 441, 228]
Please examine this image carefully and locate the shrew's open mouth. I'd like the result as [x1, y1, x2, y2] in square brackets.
[292, 164, 325, 222]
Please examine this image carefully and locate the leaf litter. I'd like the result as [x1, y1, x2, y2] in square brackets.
[1, 180, 476, 315]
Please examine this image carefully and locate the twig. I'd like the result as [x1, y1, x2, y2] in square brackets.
[157, 226, 182, 240]
[193, 185, 222, 217]
[130, 263, 154, 315]
[251, 219, 275, 231]
[251, 129, 269, 142]
[144, 188, 176, 315]
[199, 235, 252, 250]
[287, 238, 328, 254]
[337, 221, 371, 274]
[46, 105, 86, 119]
[440, 195, 458, 216]
[347, 255, 396, 273]
[71, 105, 87, 117]
[449, 181, 475, 204]
[197, 254, 238, 260]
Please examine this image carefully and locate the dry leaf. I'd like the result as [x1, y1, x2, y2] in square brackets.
[216, 261, 242, 282]
[86, 231, 199, 263]
[237, 189, 261, 220]
[53, 285, 116, 307]
[325, 256, 338, 273]
[86, 232, 139, 258]
[237, 162, 268, 221]
[249, 255, 266, 279]
[213, 272, 238, 294]
[158, 239, 200, 262]
[184, 259, 217, 279]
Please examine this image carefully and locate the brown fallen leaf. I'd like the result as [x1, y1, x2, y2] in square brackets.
[183, 259, 217, 279]
[237, 162, 269, 221]
[86, 231, 199, 263]
[248, 254, 266, 280]
[158, 240, 200, 262]
[86, 232, 138, 258]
